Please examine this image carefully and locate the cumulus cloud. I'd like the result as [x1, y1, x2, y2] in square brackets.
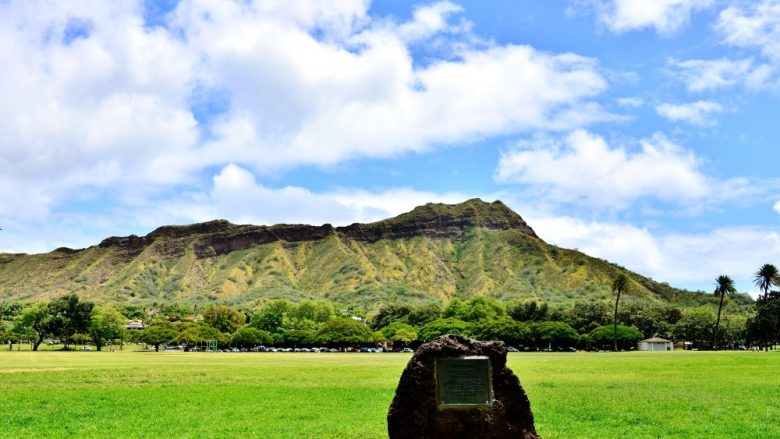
[716, 1, 780, 62]
[0, 163, 472, 253]
[530, 213, 780, 293]
[655, 100, 724, 125]
[575, 0, 714, 34]
[667, 58, 772, 92]
[0, 0, 613, 220]
[151, 164, 471, 230]
[668, 2, 780, 92]
[494, 130, 712, 209]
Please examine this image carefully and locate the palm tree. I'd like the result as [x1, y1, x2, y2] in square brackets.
[612, 273, 629, 351]
[713, 275, 737, 350]
[753, 264, 779, 300]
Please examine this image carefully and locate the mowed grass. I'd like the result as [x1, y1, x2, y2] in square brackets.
[0, 351, 777, 438]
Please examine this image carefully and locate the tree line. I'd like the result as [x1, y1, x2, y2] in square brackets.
[0, 263, 778, 352]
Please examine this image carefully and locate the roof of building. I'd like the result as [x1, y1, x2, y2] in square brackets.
[640, 337, 672, 343]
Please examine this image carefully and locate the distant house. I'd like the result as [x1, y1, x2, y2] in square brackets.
[638, 337, 673, 351]
[126, 321, 144, 330]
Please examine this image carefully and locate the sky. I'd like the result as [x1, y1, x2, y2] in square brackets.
[1, 0, 779, 296]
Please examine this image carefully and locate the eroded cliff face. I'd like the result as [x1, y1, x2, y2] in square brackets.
[339, 199, 537, 242]
[92, 198, 537, 259]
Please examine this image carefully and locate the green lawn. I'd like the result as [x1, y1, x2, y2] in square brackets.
[0, 350, 777, 438]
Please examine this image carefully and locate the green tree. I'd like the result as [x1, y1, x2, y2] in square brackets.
[48, 294, 94, 349]
[471, 317, 530, 346]
[370, 305, 412, 330]
[406, 303, 443, 327]
[673, 307, 716, 348]
[203, 305, 246, 334]
[0, 303, 23, 322]
[279, 329, 317, 347]
[176, 324, 227, 350]
[230, 326, 272, 348]
[713, 275, 737, 350]
[612, 274, 630, 351]
[508, 301, 549, 323]
[531, 321, 579, 350]
[747, 291, 780, 350]
[753, 264, 779, 300]
[15, 303, 52, 351]
[418, 318, 472, 342]
[291, 301, 335, 323]
[380, 322, 418, 348]
[317, 318, 373, 348]
[564, 302, 611, 333]
[441, 297, 504, 322]
[618, 304, 681, 339]
[88, 306, 127, 351]
[250, 300, 292, 333]
[140, 325, 178, 351]
[588, 325, 643, 350]
[0, 329, 20, 351]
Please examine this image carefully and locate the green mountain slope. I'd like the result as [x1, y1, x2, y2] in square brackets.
[0, 199, 746, 309]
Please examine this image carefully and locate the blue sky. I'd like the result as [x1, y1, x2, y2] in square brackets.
[1, 0, 779, 295]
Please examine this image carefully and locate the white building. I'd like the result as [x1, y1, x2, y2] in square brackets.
[638, 337, 673, 351]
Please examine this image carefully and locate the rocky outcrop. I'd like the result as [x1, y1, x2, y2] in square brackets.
[340, 199, 537, 242]
[388, 335, 540, 439]
[92, 199, 537, 257]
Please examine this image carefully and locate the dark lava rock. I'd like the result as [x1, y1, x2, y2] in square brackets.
[387, 335, 540, 439]
[90, 199, 537, 258]
[340, 199, 537, 242]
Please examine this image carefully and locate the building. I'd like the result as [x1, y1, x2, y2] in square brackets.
[638, 337, 673, 351]
[126, 321, 144, 330]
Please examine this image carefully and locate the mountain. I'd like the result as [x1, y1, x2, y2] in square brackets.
[0, 199, 743, 310]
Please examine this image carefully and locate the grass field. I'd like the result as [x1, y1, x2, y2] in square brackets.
[0, 350, 777, 438]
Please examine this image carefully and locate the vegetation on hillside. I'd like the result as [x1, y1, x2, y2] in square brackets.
[0, 200, 751, 310]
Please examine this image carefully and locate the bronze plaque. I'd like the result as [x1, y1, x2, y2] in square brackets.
[435, 356, 493, 409]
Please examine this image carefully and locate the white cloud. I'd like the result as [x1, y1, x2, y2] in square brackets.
[655, 100, 724, 125]
[495, 130, 711, 209]
[667, 58, 771, 92]
[716, 1, 780, 62]
[530, 213, 780, 294]
[0, 163, 472, 253]
[774, 201, 780, 214]
[576, 0, 714, 34]
[0, 0, 614, 220]
[615, 97, 643, 107]
[396, 1, 464, 42]
[157, 164, 470, 228]
[666, 2, 780, 92]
